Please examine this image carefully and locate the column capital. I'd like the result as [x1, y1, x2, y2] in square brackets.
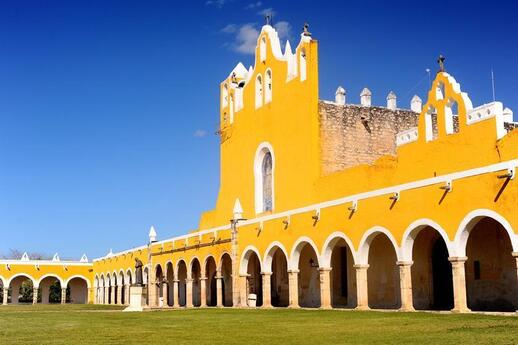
[287, 269, 300, 274]
[318, 267, 332, 272]
[353, 264, 369, 269]
[261, 271, 273, 276]
[396, 261, 413, 267]
[186, 278, 193, 283]
[200, 277, 207, 281]
[448, 256, 468, 263]
[239, 273, 250, 278]
[172, 279, 179, 283]
[512, 252, 518, 258]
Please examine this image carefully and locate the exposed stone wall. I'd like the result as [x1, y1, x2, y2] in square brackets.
[319, 101, 419, 175]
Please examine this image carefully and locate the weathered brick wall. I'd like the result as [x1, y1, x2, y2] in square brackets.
[319, 101, 419, 175]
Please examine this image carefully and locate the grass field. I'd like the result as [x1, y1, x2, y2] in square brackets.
[0, 305, 517, 344]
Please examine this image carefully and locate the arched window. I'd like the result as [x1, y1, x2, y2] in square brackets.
[254, 143, 274, 213]
[265, 69, 272, 104]
[260, 36, 266, 63]
[255, 74, 263, 109]
[262, 152, 273, 211]
[222, 84, 228, 108]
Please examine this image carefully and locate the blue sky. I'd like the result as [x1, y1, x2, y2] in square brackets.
[1, 1, 517, 259]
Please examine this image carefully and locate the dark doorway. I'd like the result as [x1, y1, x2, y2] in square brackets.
[431, 239, 454, 310]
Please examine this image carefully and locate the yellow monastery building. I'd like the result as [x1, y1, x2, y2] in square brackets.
[1, 24, 517, 313]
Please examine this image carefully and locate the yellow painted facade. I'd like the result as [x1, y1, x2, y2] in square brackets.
[2, 24, 517, 312]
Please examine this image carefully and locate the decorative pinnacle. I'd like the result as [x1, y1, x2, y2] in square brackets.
[437, 54, 446, 73]
[302, 22, 311, 37]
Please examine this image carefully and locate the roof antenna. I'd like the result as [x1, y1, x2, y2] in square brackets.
[491, 68, 496, 102]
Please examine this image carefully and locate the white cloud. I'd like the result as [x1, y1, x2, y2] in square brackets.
[221, 24, 237, 34]
[258, 7, 276, 17]
[244, 1, 262, 10]
[206, 0, 229, 8]
[193, 129, 208, 138]
[274, 21, 291, 41]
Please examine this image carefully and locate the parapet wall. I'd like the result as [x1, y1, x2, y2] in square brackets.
[319, 101, 418, 175]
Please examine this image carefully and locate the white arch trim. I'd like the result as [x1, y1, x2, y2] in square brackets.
[64, 275, 91, 288]
[125, 269, 134, 283]
[7, 273, 37, 287]
[357, 226, 402, 265]
[454, 209, 518, 257]
[188, 256, 201, 271]
[175, 258, 187, 277]
[37, 274, 64, 288]
[0, 275, 5, 286]
[239, 245, 263, 275]
[289, 236, 321, 271]
[320, 231, 357, 268]
[217, 251, 232, 271]
[262, 241, 289, 274]
[254, 142, 275, 214]
[401, 219, 453, 261]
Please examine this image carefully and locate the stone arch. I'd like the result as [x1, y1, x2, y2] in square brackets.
[219, 252, 233, 306]
[359, 227, 401, 309]
[289, 236, 321, 270]
[241, 246, 263, 307]
[38, 274, 63, 304]
[320, 231, 357, 268]
[254, 142, 275, 214]
[118, 270, 126, 305]
[405, 222, 454, 310]
[401, 219, 453, 261]
[320, 231, 357, 308]
[458, 211, 518, 311]
[357, 226, 401, 265]
[454, 209, 518, 257]
[204, 255, 217, 306]
[291, 236, 321, 308]
[239, 245, 263, 275]
[125, 269, 133, 286]
[8, 273, 37, 305]
[176, 259, 188, 307]
[189, 258, 202, 307]
[263, 241, 289, 307]
[165, 261, 174, 307]
[263, 241, 289, 273]
[37, 274, 64, 288]
[66, 276, 89, 304]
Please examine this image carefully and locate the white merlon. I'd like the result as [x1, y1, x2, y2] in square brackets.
[411, 95, 422, 113]
[233, 198, 243, 220]
[335, 86, 346, 105]
[387, 91, 397, 110]
[52, 253, 60, 262]
[360, 88, 372, 107]
[21, 252, 29, 261]
[503, 107, 514, 123]
[106, 249, 114, 257]
[80, 254, 88, 263]
[149, 226, 157, 243]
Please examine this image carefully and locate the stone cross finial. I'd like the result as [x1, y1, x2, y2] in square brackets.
[438, 55, 446, 73]
[265, 14, 272, 26]
[302, 22, 311, 37]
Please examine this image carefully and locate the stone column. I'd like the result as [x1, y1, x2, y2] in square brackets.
[61, 288, 67, 304]
[397, 261, 414, 311]
[354, 264, 370, 310]
[288, 269, 299, 308]
[104, 287, 108, 304]
[186, 278, 193, 308]
[261, 272, 272, 308]
[32, 287, 39, 304]
[199, 278, 207, 307]
[449, 257, 470, 313]
[116, 286, 122, 305]
[161, 282, 168, 307]
[238, 274, 249, 307]
[173, 280, 180, 308]
[319, 267, 332, 309]
[216, 273, 223, 307]
[125, 285, 130, 305]
[2, 287, 8, 305]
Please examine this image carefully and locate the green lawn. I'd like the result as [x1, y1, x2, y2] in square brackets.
[0, 305, 517, 344]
